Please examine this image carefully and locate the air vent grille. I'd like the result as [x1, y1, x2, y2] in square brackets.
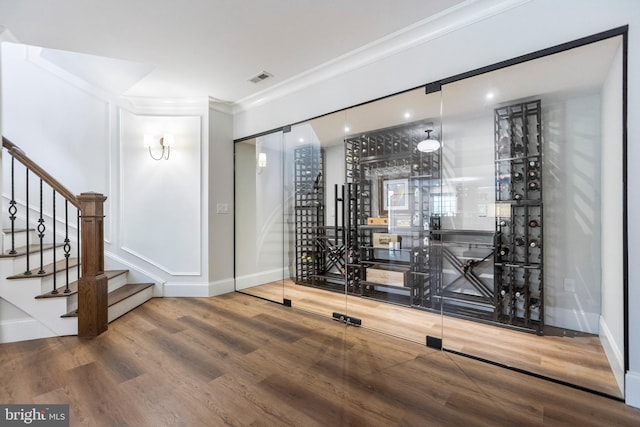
[249, 71, 273, 84]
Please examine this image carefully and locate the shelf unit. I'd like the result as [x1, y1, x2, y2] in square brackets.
[494, 100, 544, 333]
[293, 145, 325, 286]
[344, 120, 440, 306]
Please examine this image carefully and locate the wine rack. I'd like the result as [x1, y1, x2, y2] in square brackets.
[344, 120, 440, 306]
[294, 145, 325, 285]
[494, 100, 544, 333]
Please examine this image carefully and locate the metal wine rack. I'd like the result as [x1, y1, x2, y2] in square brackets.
[494, 100, 544, 333]
[294, 145, 325, 285]
[344, 120, 440, 306]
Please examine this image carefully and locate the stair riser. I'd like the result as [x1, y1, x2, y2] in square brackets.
[9, 247, 77, 276]
[108, 287, 153, 322]
[66, 293, 78, 313]
[40, 269, 80, 295]
[2, 231, 71, 255]
[108, 274, 129, 293]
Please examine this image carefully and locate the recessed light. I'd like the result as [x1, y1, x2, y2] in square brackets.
[404, 112, 411, 119]
[299, 138, 304, 143]
[344, 126, 350, 133]
[486, 92, 495, 100]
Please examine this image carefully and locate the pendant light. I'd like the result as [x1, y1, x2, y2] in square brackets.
[417, 129, 440, 153]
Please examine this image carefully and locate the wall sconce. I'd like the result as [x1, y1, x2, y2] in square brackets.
[144, 133, 174, 160]
[257, 152, 267, 173]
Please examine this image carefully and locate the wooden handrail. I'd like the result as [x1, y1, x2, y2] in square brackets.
[2, 136, 80, 209]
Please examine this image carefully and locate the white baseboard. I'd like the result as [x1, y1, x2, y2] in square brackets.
[599, 316, 625, 395]
[626, 371, 640, 408]
[163, 282, 212, 297]
[209, 278, 235, 296]
[0, 318, 56, 344]
[162, 278, 235, 297]
[234, 268, 288, 291]
[544, 305, 599, 334]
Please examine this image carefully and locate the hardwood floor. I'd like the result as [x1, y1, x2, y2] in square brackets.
[243, 280, 621, 398]
[1, 292, 638, 426]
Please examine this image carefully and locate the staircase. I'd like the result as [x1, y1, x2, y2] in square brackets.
[0, 227, 154, 342]
[0, 136, 155, 343]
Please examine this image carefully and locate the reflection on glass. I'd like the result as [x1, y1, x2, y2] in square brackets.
[234, 33, 624, 400]
[439, 35, 624, 398]
[234, 132, 285, 303]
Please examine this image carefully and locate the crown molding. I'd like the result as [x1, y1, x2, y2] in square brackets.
[209, 97, 234, 115]
[232, 0, 530, 114]
[119, 96, 209, 115]
[0, 26, 18, 43]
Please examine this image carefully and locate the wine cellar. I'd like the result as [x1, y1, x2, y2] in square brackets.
[292, 100, 545, 333]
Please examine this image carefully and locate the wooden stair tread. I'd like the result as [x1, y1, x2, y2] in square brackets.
[35, 269, 129, 299]
[7, 258, 79, 279]
[61, 283, 153, 318]
[2, 227, 33, 233]
[108, 283, 154, 306]
[0, 243, 60, 258]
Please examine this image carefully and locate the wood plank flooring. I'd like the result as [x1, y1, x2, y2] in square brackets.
[243, 280, 622, 398]
[1, 292, 638, 426]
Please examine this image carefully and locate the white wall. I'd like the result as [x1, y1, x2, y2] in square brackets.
[543, 93, 602, 334]
[208, 103, 235, 294]
[441, 113, 495, 231]
[600, 44, 625, 392]
[1, 43, 109, 203]
[0, 41, 223, 298]
[119, 111, 201, 275]
[233, 0, 640, 406]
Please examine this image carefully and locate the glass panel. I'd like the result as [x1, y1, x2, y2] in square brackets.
[234, 131, 285, 303]
[282, 112, 348, 320]
[440, 35, 625, 398]
[340, 87, 444, 345]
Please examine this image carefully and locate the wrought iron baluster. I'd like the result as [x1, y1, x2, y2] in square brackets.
[64, 200, 71, 293]
[24, 169, 31, 275]
[8, 157, 17, 255]
[51, 189, 58, 294]
[37, 179, 46, 274]
[77, 211, 80, 282]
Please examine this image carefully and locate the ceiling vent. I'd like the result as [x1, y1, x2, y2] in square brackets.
[249, 71, 273, 84]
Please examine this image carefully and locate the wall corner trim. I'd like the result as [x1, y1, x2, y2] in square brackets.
[625, 370, 640, 408]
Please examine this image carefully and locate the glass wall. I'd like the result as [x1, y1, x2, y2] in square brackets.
[234, 32, 625, 399]
[234, 131, 285, 303]
[438, 35, 625, 397]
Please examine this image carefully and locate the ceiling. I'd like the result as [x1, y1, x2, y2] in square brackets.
[0, 0, 466, 103]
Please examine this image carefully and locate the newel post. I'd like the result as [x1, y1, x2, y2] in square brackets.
[77, 192, 108, 338]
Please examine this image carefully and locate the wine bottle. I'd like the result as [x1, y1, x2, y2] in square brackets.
[529, 239, 539, 248]
[528, 181, 539, 190]
[513, 171, 523, 181]
[528, 219, 539, 228]
[513, 193, 523, 201]
[515, 237, 525, 246]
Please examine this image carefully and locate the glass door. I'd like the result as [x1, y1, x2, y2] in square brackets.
[339, 87, 444, 346]
[234, 130, 285, 303]
[439, 35, 625, 398]
[282, 112, 348, 321]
